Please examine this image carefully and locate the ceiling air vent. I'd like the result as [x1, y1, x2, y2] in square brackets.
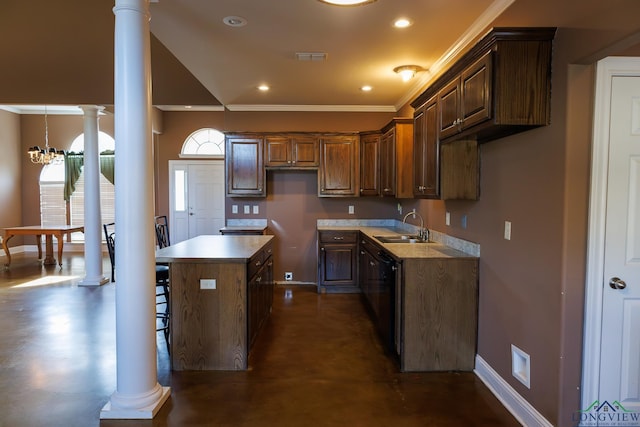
[295, 52, 328, 62]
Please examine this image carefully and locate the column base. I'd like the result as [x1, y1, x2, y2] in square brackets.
[79, 276, 110, 287]
[100, 386, 170, 419]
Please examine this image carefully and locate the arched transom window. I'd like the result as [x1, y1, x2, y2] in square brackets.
[180, 128, 225, 157]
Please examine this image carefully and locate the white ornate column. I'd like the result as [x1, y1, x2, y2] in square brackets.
[101, 0, 170, 419]
[79, 105, 109, 287]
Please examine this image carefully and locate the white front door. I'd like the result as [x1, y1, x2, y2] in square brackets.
[169, 160, 225, 244]
[599, 75, 640, 413]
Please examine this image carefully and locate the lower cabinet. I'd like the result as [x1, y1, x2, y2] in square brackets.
[248, 241, 274, 351]
[399, 257, 478, 371]
[317, 230, 358, 293]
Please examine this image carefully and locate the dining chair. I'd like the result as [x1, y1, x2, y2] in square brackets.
[154, 215, 170, 249]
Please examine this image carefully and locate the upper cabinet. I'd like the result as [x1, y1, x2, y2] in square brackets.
[413, 97, 439, 199]
[411, 27, 555, 200]
[380, 118, 414, 199]
[438, 52, 492, 140]
[412, 27, 555, 145]
[265, 134, 319, 168]
[318, 135, 359, 197]
[359, 132, 381, 197]
[225, 134, 266, 197]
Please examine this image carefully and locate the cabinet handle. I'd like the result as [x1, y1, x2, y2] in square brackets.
[292, 160, 296, 164]
[333, 236, 344, 240]
[360, 250, 365, 255]
[320, 247, 325, 251]
[369, 261, 375, 267]
[255, 260, 262, 266]
[288, 160, 291, 164]
[256, 276, 262, 282]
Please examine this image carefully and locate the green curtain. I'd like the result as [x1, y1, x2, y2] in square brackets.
[64, 150, 115, 201]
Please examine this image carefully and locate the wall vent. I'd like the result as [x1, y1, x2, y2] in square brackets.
[295, 52, 328, 62]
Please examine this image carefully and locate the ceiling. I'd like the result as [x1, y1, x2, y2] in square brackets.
[1, 0, 640, 114]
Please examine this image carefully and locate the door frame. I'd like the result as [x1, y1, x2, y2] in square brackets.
[582, 56, 640, 408]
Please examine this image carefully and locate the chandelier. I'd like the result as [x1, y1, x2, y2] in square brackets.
[27, 106, 65, 165]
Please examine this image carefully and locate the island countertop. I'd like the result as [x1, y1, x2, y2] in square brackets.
[156, 234, 274, 263]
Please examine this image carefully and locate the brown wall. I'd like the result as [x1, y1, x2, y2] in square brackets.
[0, 110, 23, 238]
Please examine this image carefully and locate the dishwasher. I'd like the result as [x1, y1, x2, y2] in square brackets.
[376, 249, 396, 354]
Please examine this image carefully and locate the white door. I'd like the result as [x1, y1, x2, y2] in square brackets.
[599, 75, 640, 413]
[169, 160, 225, 244]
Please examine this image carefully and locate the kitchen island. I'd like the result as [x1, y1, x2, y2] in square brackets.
[156, 234, 274, 371]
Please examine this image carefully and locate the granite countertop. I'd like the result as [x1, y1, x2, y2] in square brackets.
[317, 223, 478, 260]
[156, 235, 274, 263]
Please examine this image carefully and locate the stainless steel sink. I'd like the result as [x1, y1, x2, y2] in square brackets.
[373, 235, 429, 244]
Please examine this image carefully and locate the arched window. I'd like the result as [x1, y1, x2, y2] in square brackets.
[40, 132, 115, 242]
[180, 128, 225, 158]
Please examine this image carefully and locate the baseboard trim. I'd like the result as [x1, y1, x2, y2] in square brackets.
[474, 355, 553, 427]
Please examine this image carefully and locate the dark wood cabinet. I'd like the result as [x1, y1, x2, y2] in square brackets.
[380, 118, 413, 198]
[359, 133, 380, 196]
[318, 135, 359, 197]
[248, 240, 274, 350]
[225, 135, 266, 197]
[317, 230, 358, 292]
[438, 52, 492, 140]
[412, 27, 555, 201]
[265, 134, 319, 168]
[413, 96, 440, 198]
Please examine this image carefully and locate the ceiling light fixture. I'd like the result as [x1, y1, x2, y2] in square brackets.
[393, 65, 424, 82]
[318, 0, 376, 6]
[27, 105, 65, 165]
[393, 18, 413, 28]
[257, 85, 270, 92]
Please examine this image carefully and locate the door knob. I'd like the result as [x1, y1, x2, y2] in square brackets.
[609, 277, 627, 290]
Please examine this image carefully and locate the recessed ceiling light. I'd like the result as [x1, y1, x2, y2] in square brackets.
[223, 16, 247, 27]
[258, 85, 270, 92]
[318, 0, 376, 6]
[360, 85, 373, 92]
[393, 18, 413, 29]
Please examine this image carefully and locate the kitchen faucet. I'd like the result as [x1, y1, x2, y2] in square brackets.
[402, 210, 428, 241]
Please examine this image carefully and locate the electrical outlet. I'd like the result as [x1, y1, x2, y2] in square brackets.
[348, 205, 354, 215]
[244, 205, 250, 214]
[200, 279, 217, 290]
[461, 215, 467, 229]
[232, 205, 238, 214]
[253, 205, 259, 214]
[445, 211, 450, 226]
[284, 272, 293, 281]
[397, 203, 403, 215]
[504, 221, 512, 240]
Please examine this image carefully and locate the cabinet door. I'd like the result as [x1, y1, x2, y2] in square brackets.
[226, 136, 265, 196]
[265, 136, 291, 167]
[438, 77, 461, 139]
[461, 52, 492, 130]
[318, 135, 359, 196]
[291, 136, 319, 167]
[359, 133, 380, 196]
[319, 243, 357, 286]
[413, 97, 439, 198]
[380, 128, 396, 196]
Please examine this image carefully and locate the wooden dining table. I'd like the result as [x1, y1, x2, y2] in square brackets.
[2, 225, 84, 268]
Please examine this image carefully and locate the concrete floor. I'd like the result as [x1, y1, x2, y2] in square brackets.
[0, 253, 520, 427]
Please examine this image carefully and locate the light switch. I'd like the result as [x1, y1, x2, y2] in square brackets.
[232, 205, 238, 214]
[504, 221, 512, 240]
[244, 205, 250, 214]
[253, 205, 259, 214]
[445, 211, 451, 226]
[348, 205, 354, 215]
